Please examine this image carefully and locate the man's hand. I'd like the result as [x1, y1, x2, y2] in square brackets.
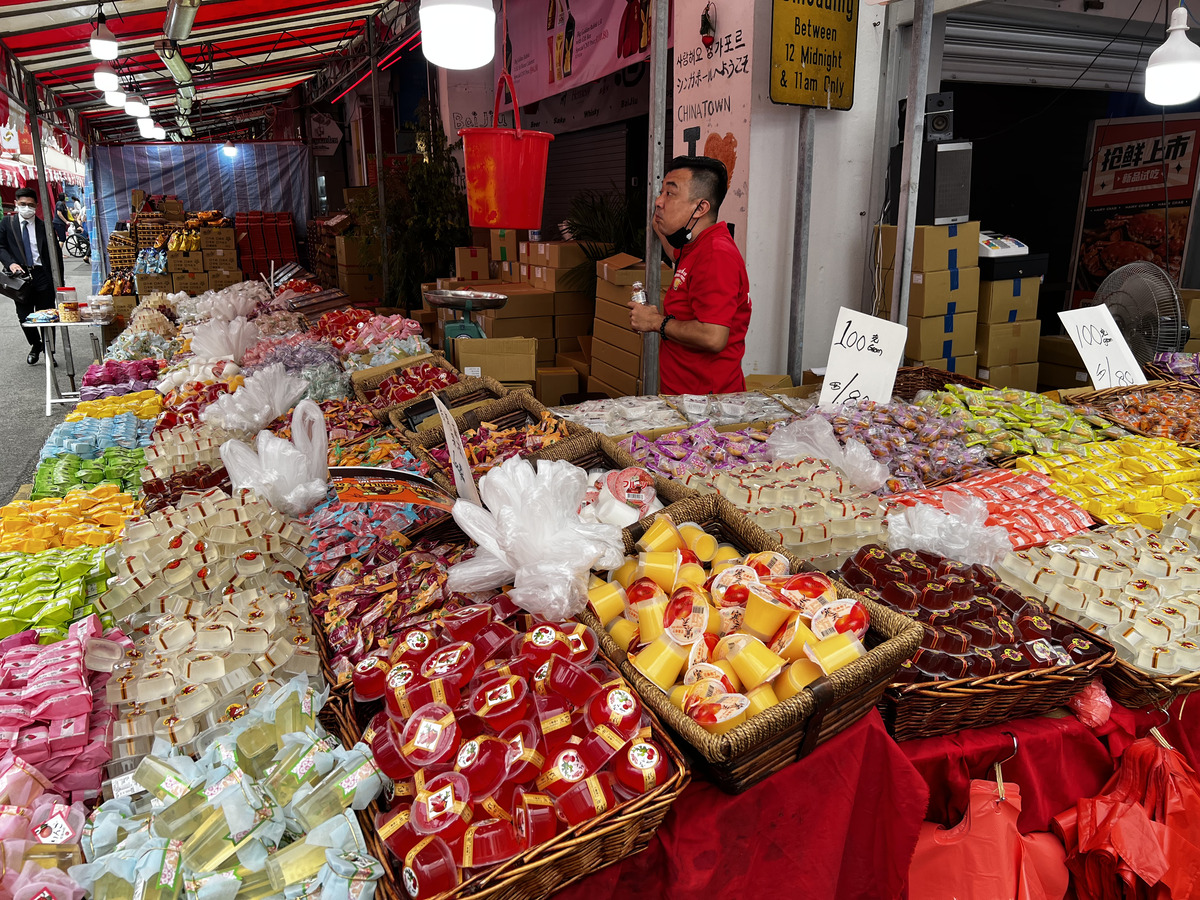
[628, 300, 663, 334]
[8, 263, 22, 274]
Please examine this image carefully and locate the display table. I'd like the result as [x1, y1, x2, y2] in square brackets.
[22, 319, 112, 416]
[555, 711, 929, 900]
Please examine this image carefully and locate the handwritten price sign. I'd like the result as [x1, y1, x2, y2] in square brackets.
[433, 395, 482, 506]
[819, 308, 908, 408]
[1057, 306, 1147, 391]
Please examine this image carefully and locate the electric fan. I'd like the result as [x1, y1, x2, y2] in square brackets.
[1084, 262, 1190, 364]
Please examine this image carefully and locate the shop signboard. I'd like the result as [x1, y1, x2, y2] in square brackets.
[769, 0, 859, 110]
[307, 112, 343, 157]
[1069, 114, 1200, 307]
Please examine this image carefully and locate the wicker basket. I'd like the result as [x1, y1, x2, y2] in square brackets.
[1062, 379, 1200, 445]
[1141, 362, 1198, 386]
[349, 352, 463, 422]
[321, 684, 688, 900]
[403, 393, 587, 493]
[892, 365, 992, 400]
[1102, 657, 1200, 710]
[522, 431, 696, 507]
[879, 626, 1115, 741]
[386, 375, 509, 432]
[580, 492, 922, 793]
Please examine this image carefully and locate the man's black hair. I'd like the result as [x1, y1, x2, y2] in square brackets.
[14, 187, 36, 202]
[665, 155, 728, 213]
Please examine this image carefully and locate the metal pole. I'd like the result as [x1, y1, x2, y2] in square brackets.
[26, 72, 64, 291]
[367, 17, 391, 306]
[787, 108, 815, 382]
[640, 0, 670, 394]
[889, 0, 933, 325]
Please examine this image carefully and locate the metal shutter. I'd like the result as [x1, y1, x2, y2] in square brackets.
[540, 122, 628, 235]
[941, 5, 1165, 92]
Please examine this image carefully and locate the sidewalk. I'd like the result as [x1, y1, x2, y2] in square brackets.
[0, 254, 108, 503]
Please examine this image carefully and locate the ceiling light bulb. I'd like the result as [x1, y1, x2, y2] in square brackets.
[93, 63, 119, 92]
[151, 125, 167, 140]
[1145, 7, 1200, 105]
[124, 92, 150, 118]
[90, 14, 119, 61]
[137, 117, 155, 138]
[419, 0, 495, 70]
[104, 89, 127, 107]
[222, 141, 237, 157]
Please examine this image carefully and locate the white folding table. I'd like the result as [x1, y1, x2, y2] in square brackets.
[22, 318, 114, 416]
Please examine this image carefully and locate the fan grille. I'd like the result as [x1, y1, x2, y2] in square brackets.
[1086, 262, 1185, 363]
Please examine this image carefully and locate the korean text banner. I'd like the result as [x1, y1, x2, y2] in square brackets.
[495, 0, 667, 108]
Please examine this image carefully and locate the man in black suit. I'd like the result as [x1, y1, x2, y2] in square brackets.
[0, 188, 62, 365]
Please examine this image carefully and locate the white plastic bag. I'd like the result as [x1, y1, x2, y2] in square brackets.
[445, 457, 626, 620]
[886, 494, 1013, 567]
[201, 363, 307, 435]
[219, 400, 329, 516]
[767, 416, 888, 492]
[189, 316, 259, 364]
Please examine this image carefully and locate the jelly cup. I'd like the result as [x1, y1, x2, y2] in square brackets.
[742, 584, 793, 642]
[556, 772, 617, 827]
[401, 835, 460, 900]
[663, 585, 718, 646]
[514, 789, 559, 848]
[391, 627, 439, 668]
[612, 738, 673, 796]
[745, 682, 780, 717]
[442, 605, 495, 642]
[533, 692, 575, 753]
[606, 618, 639, 653]
[453, 735, 512, 801]
[412, 770, 474, 843]
[770, 614, 818, 662]
[400, 702, 461, 769]
[690, 692, 751, 735]
[636, 552, 680, 593]
[471, 622, 518, 662]
[454, 817, 524, 868]
[805, 633, 867, 675]
[389, 677, 460, 723]
[375, 805, 422, 862]
[372, 719, 416, 780]
[517, 624, 573, 665]
[536, 743, 593, 799]
[630, 636, 689, 692]
[773, 659, 824, 701]
[469, 675, 531, 732]
[563, 623, 599, 665]
[541, 656, 601, 706]
[610, 559, 639, 588]
[637, 515, 685, 553]
[726, 637, 785, 689]
[587, 581, 628, 626]
[352, 655, 391, 703]
[489, 592, 522, 620]
[420, 642, 477, 690]
[678, 521, 718, 562]
[500, 718, 546, 783]
[576, 724, 629, 773]
[383, 662, 423, 718]
[584, 683, 643, 739]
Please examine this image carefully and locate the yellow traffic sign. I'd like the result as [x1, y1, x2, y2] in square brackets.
[770, 0, 859, 110]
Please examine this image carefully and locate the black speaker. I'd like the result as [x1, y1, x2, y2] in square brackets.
[886, 140, 973, 226]
[924, 92, 954, 142]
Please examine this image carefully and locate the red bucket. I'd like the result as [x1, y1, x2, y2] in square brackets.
[459, 74, 554, 229]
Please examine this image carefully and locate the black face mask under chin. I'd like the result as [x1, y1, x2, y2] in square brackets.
[665, 202, 704, 250]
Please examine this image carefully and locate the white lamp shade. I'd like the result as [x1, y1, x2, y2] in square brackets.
[104, 90, 127, 108]
[137, 118, 155, 138]
[151, 125, 167, 140]
[90, 22, 119, 60]
[93, 64, 119, 92]
[1146, 7, 1200, 106]
[125, 93, 150, 118]
[222, 141, 237, 157]
[419, 0, 495, 70]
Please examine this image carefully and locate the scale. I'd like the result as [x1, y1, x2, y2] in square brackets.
[422, 289, 508, 341]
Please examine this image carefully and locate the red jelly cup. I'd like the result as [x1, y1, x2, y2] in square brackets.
[468, 675, 531, 732]
[352, 655, 392, 703]
[442, 605, 495, 642]
[612, 738, 672, 795]
[471, 622, 518, 662]
[536, 742, 593, 799]
[391, 627, 439, 668]
[455, 817, 523, 868]
[371, 719, 416, 780]
[420, 642, 478, 690]
[412, 771, 474, 843]
[555, 772, 617, 826]
[401, 835, 459, 900]
[533, 692, 575, 753]
[577, 724, 630, 773]
[454, 735, 512, 801]
[383, 662, 424, 718]
[375, 805, 421, 862]
[514, 788, 559, 848]
[500, 718, 546, 784]
[388, 676, 460, 724]
[583, 684, 643, 740]
[489, 592, 522, 620]
[400, 702, 461, 768]
[363, 710, 390, 749]
[562, 624, 599, 665]
[517, 623, 573, 664]
[540, 656, 601, 707]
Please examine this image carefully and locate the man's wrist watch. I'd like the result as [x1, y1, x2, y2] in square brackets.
[659, 314, 675, 340]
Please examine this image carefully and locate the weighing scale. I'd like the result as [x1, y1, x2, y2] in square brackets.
[422, 289, 508, 341]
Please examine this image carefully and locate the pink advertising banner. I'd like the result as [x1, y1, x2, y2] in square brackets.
[495, 0, 667, 108]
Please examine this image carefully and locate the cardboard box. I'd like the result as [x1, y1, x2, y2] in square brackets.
[594, 297, 630, 329]
[500, 261, 519, 283]
[533, 265, 592, 293]
[745, 374, 793, 390]
[537, 340, 557, 364]
[199, 228, 236, 251]
[336, 235, 379, 268]
[905, 354, 979, 379]
[553, 292, 593, 316]
[161, 199, 185, 222]
[536, 367, 579, 406]
[135, 274, 173, 294]
[556, 337, 581, 353]
[1181, 289, 1200, 339]
[1039, 361, 1091, 389]
[557, 351, 590, 379]
[597, 279, 633, 305]
[590, 338, 641, 377]
[344, 187, 374, 206]
[519, 242, 533, 264]
[1039, 334, 1084, 368]
[883, 266, 980, 318]
[554, 314, 593, 339]
[490, 229, 527, 264]
[173, 272, 210, 295]
[203, 248, 239, 271]
[208, 269, 242, 292]
[454, 337, 538, 381]
[979, 278, 1041, 324]
[590, 358, 640, 397]
[480, 315, 555, 341]
[596, 253, 674, 286]
[478, 287, 554, 319]
[537, 241, 588, 269]
[976, 319, 1041, 367]
[587, 376, 623, 399]
[166, 251, 205, 273]
[435, 278, 502, 291]
[519, 263, 532, 283]
[876, 221, 981, 272]
[905, 311, 978, 359]
[454, 246, 490, 280]
[978, 362, 1040, 392]
[113, 295, 137, 319]
[338, 268, 384, 301]
[593, 319, 642, 358]
[130, 190, 146, 215]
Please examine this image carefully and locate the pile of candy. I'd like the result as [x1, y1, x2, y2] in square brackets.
[620, 421, 775, 476]
[590, 517, 870, 733]
[365, 362, 459, 412]
[65, 390, 162, 422]
[253, 310, 310, 337]
[80, 360, 164, 400]
[157, 379, 243, 431]
[0, 754, 92, 898]
[1079, 385, 1200, 443]
[0, 545, 111, 640]
[32, 448, 145, 500]
[241, 333, 341, 372]
[1152, 352, 1200, 386]
[0, 485, 138, 552]
[668, 391, 795, 426]
[840, 545, 1105, 682]
[139, 464, 230, 514]
[328, 435, 423, 469]
[551, 396, 688, 436]
[270, 399, 382, 444]
[428, 412, 573, 477]
[800, 400, 990, 493]
[104, 330, 182, 362]
[918, 385, 1126, 457]
[132, 248, 166, 274]
[1017, 436, 1200, 528]
[893, 469, 1094, 549]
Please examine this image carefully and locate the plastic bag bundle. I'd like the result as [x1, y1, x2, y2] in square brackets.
[220, 399, 328, 516]
[445, 457, 626, 620]
[768, 416, 888, 492]
[886, 493, 1013, 567]
[189, 316, 260, 364]
[200, 363, 307, 435]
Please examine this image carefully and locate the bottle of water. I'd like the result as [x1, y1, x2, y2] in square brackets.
[630, 281, 647, 305]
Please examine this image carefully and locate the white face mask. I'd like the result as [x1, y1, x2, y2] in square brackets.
[15, 205, 36, 220]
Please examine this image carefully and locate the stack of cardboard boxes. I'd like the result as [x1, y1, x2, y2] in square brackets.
[878, 222, 982, 377]
[132, 228, 239, 299]
[587, 254, 671, 398]
[1038, 335, 1090, 392]
[976, 279, 1041, 391]
[337, 235, 383, 306]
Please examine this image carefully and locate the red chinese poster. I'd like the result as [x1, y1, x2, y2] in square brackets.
[1069, 114, 1200, 307]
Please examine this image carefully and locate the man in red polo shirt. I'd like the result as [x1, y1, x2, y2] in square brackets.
[628, 156, 751, 395]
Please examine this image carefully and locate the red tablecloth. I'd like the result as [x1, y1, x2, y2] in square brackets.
[1100, 692, 1200, 765]
[556, 710, 929, 900]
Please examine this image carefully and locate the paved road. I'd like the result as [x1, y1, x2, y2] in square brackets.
[0, 254, 107, 503]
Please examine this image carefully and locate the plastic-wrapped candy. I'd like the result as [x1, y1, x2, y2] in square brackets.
[362, 363, 457, 411]
[552, 396, 687, 436]
[241, 333, 340, 373]
[104, 330, 182, 362]
[620, 421, 776, 476]
[301, 362, 352, 403]
[39, 413, 155, 461]
[253, 310, 309, 337]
